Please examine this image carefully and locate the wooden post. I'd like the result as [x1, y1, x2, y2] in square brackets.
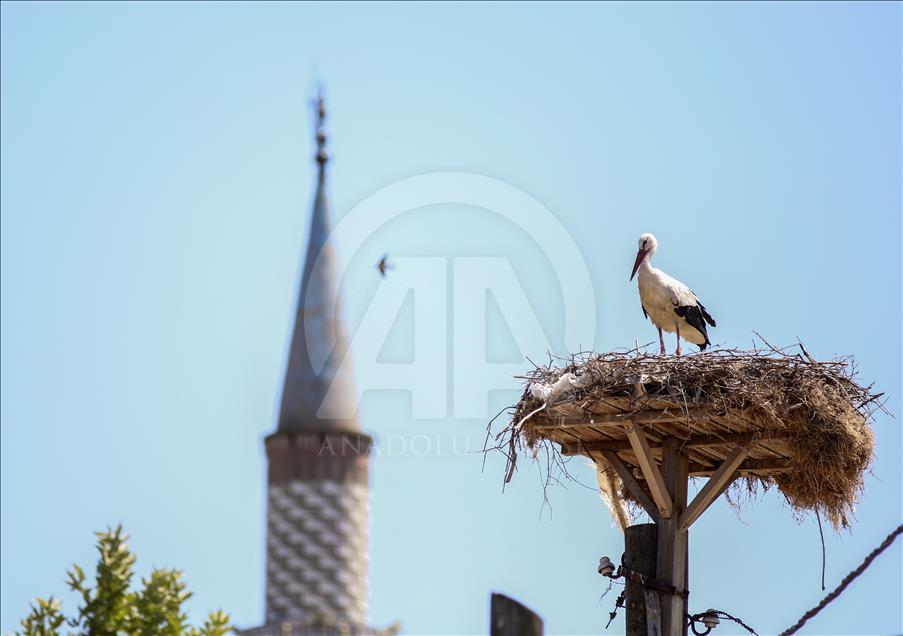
[656, 438, 689, 636]
[625, 523, 659, 636]
[490, 592, 543, 636]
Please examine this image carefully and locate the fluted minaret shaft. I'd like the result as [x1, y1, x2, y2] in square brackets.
[264, 432, 370, 627]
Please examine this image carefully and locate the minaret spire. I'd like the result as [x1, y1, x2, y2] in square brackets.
[315, 93, 328, 179]
[276, 91, 359, 434]
[249, 93, 374, 634]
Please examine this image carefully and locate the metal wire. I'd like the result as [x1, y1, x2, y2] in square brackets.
[815, 510, 826, 591]
[780, 523, 903, 635]
[688, 610, 759, 635]
[603, 523, 901, 635]
[604, 591, 625, 629]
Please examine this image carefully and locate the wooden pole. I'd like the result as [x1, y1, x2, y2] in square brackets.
[656, 438, 689, 636]
[625, 523, 660, 636]
[490, 593, 543, 636]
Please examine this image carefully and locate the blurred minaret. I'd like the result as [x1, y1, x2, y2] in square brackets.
[246, 95, 374, 635]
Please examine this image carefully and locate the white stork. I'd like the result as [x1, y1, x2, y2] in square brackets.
[630, 233, 716, 356]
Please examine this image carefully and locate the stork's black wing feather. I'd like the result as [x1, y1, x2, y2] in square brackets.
[674, 304, 711, 348]
[688, 289, 717, 328]
[698, 302, 716, 327]
[642, 304, 649, 320]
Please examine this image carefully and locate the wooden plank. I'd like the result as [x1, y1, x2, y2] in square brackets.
[679, 445, 749, 532]
[600, 451, 660, 522]
[678, 418, 738, 466]
[748, 437, 792, 460]
[560, 431, 791, 455]
[561, 440, 631, 455]
[530, 407, 713, 430]
[624, 424, 673, 518]
[568, 439, 790, 475]
[644, 590, 662, 636]
[656, 438, 688, 636]
[616, 457, 789, 477]
[490, 593, 543, 636]
[688, 458, 790, 476]
[555, 428, 584, 449]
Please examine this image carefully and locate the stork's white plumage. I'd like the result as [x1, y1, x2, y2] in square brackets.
[630, 233, 716, 356]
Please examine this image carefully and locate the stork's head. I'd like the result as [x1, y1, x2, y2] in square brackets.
[630, 233, 657, 281]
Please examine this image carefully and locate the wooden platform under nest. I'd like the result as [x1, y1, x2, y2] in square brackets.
[529, 397, 802, 531]
[506, 345, 881, 530]
[538, 398, 796, 477]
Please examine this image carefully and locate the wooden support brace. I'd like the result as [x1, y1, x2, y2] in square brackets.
[679, 445, 749, 532]
[600, 450, 660, 523]
[623, 423, 673, 518]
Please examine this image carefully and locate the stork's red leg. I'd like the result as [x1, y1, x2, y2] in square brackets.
[675, 323, 682, 357]
[658, 327, 666, 356]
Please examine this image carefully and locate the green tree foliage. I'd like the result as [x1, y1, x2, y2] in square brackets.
[17, 526, 231, 636]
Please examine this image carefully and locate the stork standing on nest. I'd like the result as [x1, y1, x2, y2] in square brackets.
[630, 233, 716, 356]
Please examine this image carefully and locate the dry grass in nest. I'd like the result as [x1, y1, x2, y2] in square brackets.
[491, 339, 885, 530]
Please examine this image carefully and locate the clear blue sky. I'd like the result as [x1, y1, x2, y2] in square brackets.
[1, 2, 900, 635]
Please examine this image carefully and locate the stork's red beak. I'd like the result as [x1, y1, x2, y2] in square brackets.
[630, 248, 648, 282]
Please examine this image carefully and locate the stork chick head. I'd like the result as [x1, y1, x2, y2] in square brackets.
[630, 233, 658, 281]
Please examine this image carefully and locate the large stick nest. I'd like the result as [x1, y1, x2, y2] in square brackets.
[494, 342, 885, 530]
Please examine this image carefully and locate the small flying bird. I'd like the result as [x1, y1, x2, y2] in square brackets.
[630, 233, 716, 356]
[375, 254, 394, 279]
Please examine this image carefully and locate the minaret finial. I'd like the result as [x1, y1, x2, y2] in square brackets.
[315, 89, 328, 174]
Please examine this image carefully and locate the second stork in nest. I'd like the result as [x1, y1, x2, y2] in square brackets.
[630, 233, 716, 356]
